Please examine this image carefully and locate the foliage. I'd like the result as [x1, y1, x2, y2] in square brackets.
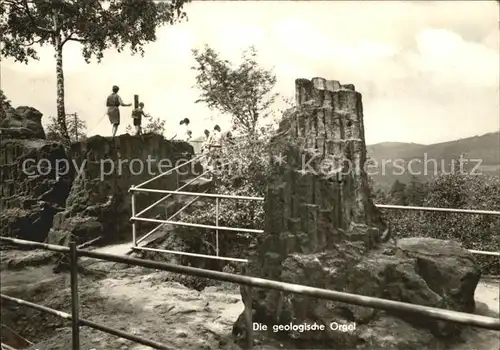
[192, 45, 278, 136]
[1, 0, 189, 63]
[375, 170, 500, 274]
[405, 175, 427, 206]
[45, 113, 87, 143]
[0, 90, 11, 121]
[173, 130, 275, 271]
[388, 179, 407, 205]
[0, 90, 12, 109]
[143, 117, 166, 135]
[125, 116, 166, 135]
[1, 0, 189, 141]
[385, 176, 428, 206]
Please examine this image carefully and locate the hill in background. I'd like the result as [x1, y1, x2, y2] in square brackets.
[367, 131, 500, 191]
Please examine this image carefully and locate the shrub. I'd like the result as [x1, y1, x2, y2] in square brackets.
[172, 130, 275, 272]
[379, 173, 500, 275]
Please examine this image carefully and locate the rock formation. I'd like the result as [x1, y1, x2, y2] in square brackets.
[47, 134, 199, 246]
[1, 106, 46, 139]
[0, 101, 201, 247]
[0, 107, 72, 241]
[233, 78, 481, 349]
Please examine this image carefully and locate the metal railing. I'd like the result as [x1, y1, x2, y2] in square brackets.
[131, 188, 264, 263]
[128, 148, 500, 261]
[132, 185, 500, 259]
[375, 204, 500, 257]
[126, 137, 500, 262]
[0, 239, 174, 350]
[129, 150, 264, 263]
[1, 237, 499, 350]
[130, 153, 207, 247]
[376, 204, 500, 216]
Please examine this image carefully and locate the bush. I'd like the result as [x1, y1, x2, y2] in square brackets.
[125, 116, 166, 135]
[379, 173, 500, 275]
[45, 114, 87, 143]
[0, 89, 11, 121]
[173, 130, 275, 272]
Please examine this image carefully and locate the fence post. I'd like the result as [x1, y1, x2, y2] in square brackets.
[215, 197, 219, 256]
[69, 241, 80, 350]
[131, 187, 137, 246]
[176, 168, 180, 189]
[243, 285, 253, 349]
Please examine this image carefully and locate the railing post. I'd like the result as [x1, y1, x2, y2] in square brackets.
[69, 241, 80, 350]
[215, 197, 219, 256]
[131, 186, 137, 247]
[175, 168, 180, 190]
[243, 285, 253, 349]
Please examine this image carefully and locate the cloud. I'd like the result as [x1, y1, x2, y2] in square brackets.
[409, 28, 499, 88]
[1, 1, 498, 145]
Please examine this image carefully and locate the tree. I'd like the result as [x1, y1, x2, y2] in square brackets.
[145, 130, 275, 272]
[381, 171, 500, 275]
[1, 0, 189, 143]
[0, 90, 12, 109]
[388, 180, 407, 205]
[143, 117, 166, 135]
[405, 175, 426, 206]
[192, 45, 278, 137]
[46, 113, 87, 143]
[0, 90, 12, 121]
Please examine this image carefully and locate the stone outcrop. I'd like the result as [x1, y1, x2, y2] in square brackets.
[47, 134, 201, 246]
[0, 102, 201, 247]
[1, 106, 46, 139]
[233, 78, 481, 349]
[0, 106, 72, 242]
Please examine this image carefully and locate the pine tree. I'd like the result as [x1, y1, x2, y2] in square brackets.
[389, 180, 407, 205]
[406, 175, 426, 206]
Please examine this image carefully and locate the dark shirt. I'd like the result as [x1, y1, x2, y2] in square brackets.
[132, 107, 144, 118]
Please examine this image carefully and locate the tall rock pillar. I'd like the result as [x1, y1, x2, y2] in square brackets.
[266, 77, 387, 255]
[233, 77, 388, 346]
[233, 77, 481, 350]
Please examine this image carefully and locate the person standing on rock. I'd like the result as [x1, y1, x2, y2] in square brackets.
[209, 124, 222, 151]
[172, 118, 191, 141]
[222, 125, 238, 146]
[201, 129, 211, 153]
[208, 124, 223, 170]
[131, 102, 149, 136]
[106, 85, 132, 137]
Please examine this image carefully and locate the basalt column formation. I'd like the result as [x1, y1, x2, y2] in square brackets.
[233, 78, 480, 349]
[265, 77, 388, 253]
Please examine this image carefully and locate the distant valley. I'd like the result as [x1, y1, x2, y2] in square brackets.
[367, 131, 500, 191]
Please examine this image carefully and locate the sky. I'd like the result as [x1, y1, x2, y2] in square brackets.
[1, 1, 499, 145]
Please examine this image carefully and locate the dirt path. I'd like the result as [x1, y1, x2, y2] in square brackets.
[19, 268, 243, 350]
[475, 279, 499, 315]
[454, 279, 499, 350]
[91, 241, 134, 256]
[1, 251, 498, 350]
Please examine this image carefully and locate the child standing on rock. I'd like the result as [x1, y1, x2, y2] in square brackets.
[131, 102, 148, 136]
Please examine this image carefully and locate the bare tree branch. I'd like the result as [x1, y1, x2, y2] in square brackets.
[61, 32, 88, 46]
